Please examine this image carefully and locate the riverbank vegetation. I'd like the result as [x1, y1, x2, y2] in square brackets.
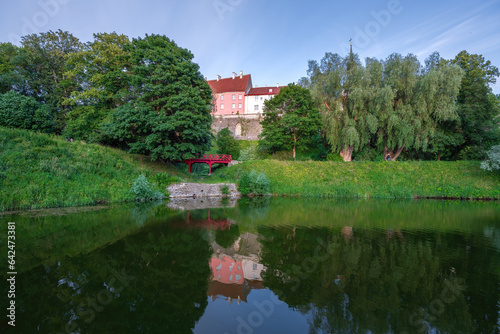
[0, 127, 184, 211]
[0, 30, 499, 209]
[215, 159, 500, 199]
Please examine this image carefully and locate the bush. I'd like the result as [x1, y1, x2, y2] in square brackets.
[216, 128, 241, 160]
[63, 106, 105, 143]
[327, 153, 345, 162]
[130, 174, 165, 202]
[220, 184, 230, 196]
[0, 91, 54, 133]
[481, 145, 500, 171]
[239, 145, 259, 161]
[237, 170, 270, 195]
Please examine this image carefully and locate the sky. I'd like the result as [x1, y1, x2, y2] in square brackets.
[1, 0, 499, 93]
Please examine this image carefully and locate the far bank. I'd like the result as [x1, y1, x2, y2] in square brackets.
[214, 160, 500, 200]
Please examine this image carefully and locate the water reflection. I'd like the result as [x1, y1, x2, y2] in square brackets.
[1, 198, 499, 334]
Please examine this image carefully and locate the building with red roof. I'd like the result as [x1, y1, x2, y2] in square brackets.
[245, 85, 286, 114]
[207, 71, 252, 116]
[207, 72, 288, 139]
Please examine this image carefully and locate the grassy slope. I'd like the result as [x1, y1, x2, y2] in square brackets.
[0, 127, 190, 211]
[216, 159, 500, 199]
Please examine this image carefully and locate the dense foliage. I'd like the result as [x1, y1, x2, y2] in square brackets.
[481, 145, 500, 171]
[302, 50, 466, 161]
[215, 127, 241, 159]
[0, 31, 213, 161]
[259, 84, 321, 160]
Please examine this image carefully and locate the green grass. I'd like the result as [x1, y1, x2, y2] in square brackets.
[0, 127, 191, 211]
[214, 159, 500, 199]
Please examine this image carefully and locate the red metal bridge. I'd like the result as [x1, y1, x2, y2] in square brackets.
[183, 154, 232, 175]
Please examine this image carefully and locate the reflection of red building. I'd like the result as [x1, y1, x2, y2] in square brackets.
[210, 256, 244, 284]
[208, 255, 265, 304]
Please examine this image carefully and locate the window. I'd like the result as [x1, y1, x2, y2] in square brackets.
[254, 105, 259, 111]
[232, 103, 235, 109]
[238, 103, 242, 109]
[232, 94, 235, 100]
[220, 104, 224, 109]
[238, 94, 242, 100]
[220, 95, 224, 101]
[255, 96, 259, 101]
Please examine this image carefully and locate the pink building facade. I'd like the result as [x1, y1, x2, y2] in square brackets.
[207, 72, 252, 116]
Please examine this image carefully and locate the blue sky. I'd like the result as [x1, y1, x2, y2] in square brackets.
[1, 0, 499, 93]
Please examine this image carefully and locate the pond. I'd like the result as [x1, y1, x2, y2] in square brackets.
[1, 198, 499, 333]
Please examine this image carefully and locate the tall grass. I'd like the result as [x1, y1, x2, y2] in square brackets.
[215, 160, 500, 199]
[0, 127, 184, 211]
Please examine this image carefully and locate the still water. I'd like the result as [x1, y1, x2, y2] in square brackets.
[1, 198, 499, 334]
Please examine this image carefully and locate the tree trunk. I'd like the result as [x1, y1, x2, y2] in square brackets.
[340, 146, 353, 162]
[293, 132, 297, 161]
[437, 153, 441, 161]
[383, 145, 404, 161]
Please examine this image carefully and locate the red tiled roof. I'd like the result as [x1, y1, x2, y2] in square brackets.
[207, 74, 252, 94]
[247, 86, 286, 96]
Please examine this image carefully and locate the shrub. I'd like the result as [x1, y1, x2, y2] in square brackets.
[237, 170, 270, 195]
[327, 153, 345, 162]
[0, 91, 54, 133]
[239, 145, 259, 161]
[216, 128, 241, 160]
[254, 172, 271, 195]
[130, 174, 165, 202]
[220, 184, 230, 196]
[481, 145, 500, 171]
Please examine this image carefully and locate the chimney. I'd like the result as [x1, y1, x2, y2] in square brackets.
[277, 83, 279, 87]
[232, 72, 236, 79]
[217, 75, 221, 81]
[240, 70, 243, 78]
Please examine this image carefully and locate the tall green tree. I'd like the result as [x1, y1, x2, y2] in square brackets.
[259, 84, 321, 160]
[377, 53, 463, 160]
[0, 43, 24, 94]
[423, 52, 464, 160]
[62, 32, 131, 141]
[13, 30, 83, 132]
[451, 50, 500, 159]
[304, 51, 377, 161]
[64, 32, 131, 109]
[103, 34, 213, 161]
[305, 51, 463, 161]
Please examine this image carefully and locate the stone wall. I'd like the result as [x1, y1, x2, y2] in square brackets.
[211, 114, 262, 140]
[167, 183, 240, 198]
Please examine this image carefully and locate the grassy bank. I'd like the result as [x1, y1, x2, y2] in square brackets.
[215, 160, 500, 199]
[0, 127, 188, 211]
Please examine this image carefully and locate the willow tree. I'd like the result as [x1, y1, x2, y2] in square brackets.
[304, 49, 377, 161]
[374, 53, 463, 160]
[305, 50, 463, 161]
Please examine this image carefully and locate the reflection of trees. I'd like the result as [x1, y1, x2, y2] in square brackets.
[257, 226, 498, 333]
[12, 221, 212, 334]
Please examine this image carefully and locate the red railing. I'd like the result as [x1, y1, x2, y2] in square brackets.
[183, 154, 232, 174]
[189, 154, 232, 162]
